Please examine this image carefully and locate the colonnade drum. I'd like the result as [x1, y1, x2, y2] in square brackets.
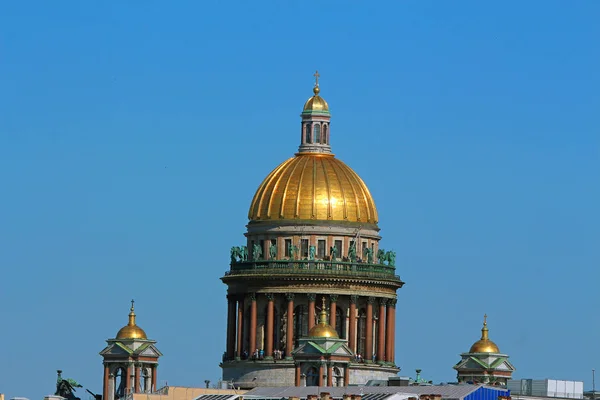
[220, 76, 405, 387]
[225, 292, 397, 362]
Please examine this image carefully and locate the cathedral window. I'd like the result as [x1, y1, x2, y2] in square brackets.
[335, 307, 345, 339]
[300, 239, 309, 258]
[323, 124, 328, 144]
[305, 124, 311, 143]
[357, 309, 367, 357]
[317, 239, 326, 259]
[314, 124, 321, 143]
[294, 305, 308, 347]
[284, 239, 292, 257]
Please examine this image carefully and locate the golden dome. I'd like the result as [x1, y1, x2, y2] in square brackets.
[303, 85, 329, 112]
[308, 297, 339, 339]
[248, 153, 378, 223]
[469, 314, 500, 353]
[116, 300, 148, 340]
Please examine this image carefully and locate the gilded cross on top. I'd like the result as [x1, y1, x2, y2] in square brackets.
[131, 299, 135, 310]
[483, 313, 487, 324]
[314, 70, 320, 86]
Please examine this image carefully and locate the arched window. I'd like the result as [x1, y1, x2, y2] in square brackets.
[294, 305, 308, 347]
[305, 124, 311, 143]
[323, 124, 328, 144]
[314, 124, 321, 143]
[335, 307, 345, 339]
[357, 309, 366, 357]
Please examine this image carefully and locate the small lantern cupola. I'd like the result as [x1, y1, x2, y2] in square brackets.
[298, 71, 332, 154]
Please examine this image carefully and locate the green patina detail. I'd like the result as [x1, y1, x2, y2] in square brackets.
[325, 342, 346, 354]
[115, 342, 134, 354]
[490, 356, 507, 368]
[306, 341, 327, 353]
[469, 356, 490, 369]
[136, 342, 151, 352]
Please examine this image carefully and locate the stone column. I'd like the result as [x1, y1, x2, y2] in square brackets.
[103, 365, 109, 400]
[126, 364, 132, 393]
[295, 364, 301, 386]
[327, 364, 333, 386]
[151, 365, 157, 392]
[308, 293, 317, 331]
[329, 294, 338, 329]
[386, 299, 396, 363]
[108, 373, 115, 400]
[135, 364, 142, 393]
[236, 297, 244, 359]
[365, 297, 375, 363]
[349, 295, 358, 352]
[286, 293, 295, 358]
[377, 299, 386, 362]
[344, 366, 350, 387]
[249, 293, 257, 355]
[265, 293, 275, 358]
[318, 363, 324, 386]
[226, 295, 236, 360]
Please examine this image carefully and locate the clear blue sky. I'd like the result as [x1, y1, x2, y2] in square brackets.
[1, 1, 598, 399]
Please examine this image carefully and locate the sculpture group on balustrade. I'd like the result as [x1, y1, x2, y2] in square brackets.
[230, 244, 396, 266]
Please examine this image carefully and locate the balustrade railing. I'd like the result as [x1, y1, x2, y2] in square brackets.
[225, 259, 400, 281]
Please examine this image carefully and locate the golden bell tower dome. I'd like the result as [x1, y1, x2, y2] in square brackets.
[469, 314, 500, 353]
[303, 85, 329, 112]
[115, 300, 148, 340]
[248, 71, 378, 224]
[308, 297, 339, 339]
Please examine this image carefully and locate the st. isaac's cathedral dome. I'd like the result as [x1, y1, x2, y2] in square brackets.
[222, 72, 403, 388]
[248, 80, 378, 225]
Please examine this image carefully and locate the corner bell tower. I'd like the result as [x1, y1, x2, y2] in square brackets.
[99, 301, 162, 399]
[298, 71, 332, 154]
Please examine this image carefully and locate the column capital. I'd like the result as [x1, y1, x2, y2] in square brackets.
[350, 294, 359, 304]
[388, 298, 397, 308]
[367, 296, 377, 305]
[329, 294, 339, 303]
[379, 298, 388, 306]
[266, 293, 275, 301]
[286, 292, 295, 302]
[307, 293, 317, 302]
[248, 292, 257, 301]
[227, 293, 236, 301]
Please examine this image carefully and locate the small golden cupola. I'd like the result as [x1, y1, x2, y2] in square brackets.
[469, 314, 500, 353]
[116, 300, 148, 340]
[308, 297, 339, 339]
[303, 81, 329, 113]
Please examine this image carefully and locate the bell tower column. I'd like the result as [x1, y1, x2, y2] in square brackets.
[365, 297, 375, 363]
[329, 294, 338, 329]
[236, 297, 244, 359]
[349, 295, 358, 352]
[377, 299, 386, 362]
[265, 293, 275, 359]
[308, 293, 317, 331]
[249, 293, 258, 355]
[286, 293, 295, 358]
[386, 299, 396, 363]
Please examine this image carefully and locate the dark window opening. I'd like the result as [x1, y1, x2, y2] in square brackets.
[317, 240, 326, 258]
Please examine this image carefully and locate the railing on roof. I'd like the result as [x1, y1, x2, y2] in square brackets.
[224, 259, 401, 281]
